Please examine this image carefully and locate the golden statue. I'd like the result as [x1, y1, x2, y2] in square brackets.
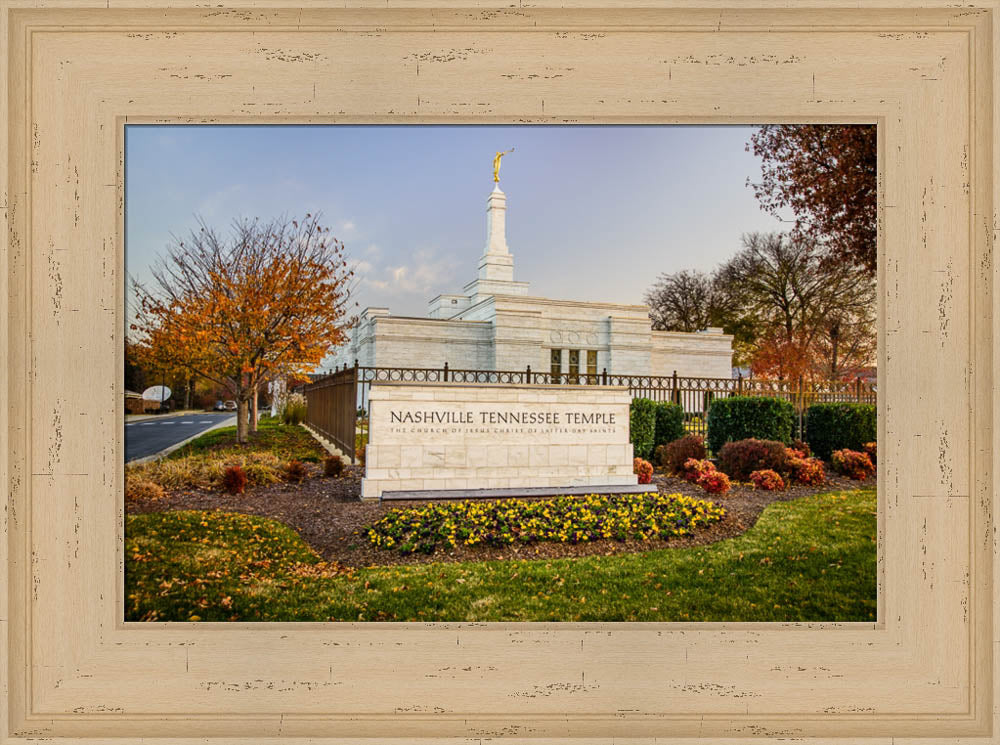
[492, 147, 514, 182]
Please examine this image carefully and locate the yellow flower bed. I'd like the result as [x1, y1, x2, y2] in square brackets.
[367, 492, 725, 555]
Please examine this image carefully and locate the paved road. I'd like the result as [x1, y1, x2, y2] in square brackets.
[125, 412, 236, 463]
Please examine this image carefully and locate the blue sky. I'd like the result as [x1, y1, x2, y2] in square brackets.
[125, 125, 784, 318]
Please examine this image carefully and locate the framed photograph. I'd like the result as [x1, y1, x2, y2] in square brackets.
[1, 1, 996, 742]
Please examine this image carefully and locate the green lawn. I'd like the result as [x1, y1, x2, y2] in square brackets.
[168, 416, 326, 462]
[125, 488, 876, 622]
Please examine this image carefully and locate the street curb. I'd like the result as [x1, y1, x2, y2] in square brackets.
[127, 415, 237, 465]
[125, 409, 207, 423]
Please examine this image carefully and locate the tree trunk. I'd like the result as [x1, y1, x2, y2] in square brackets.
[829, 322, 840, 378]
[250, 386, 259, 433]
[184, 376, 193, 410]
[235, 386, 248, 444]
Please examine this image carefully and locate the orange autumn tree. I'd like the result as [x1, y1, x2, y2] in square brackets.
[748, 333, 813, 381]
[131, 214, 353, 443]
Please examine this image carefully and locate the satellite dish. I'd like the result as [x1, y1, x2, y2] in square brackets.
[142, 385, 171, 402]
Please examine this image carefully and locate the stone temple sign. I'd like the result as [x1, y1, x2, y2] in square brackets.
[361, 382, 643, 500]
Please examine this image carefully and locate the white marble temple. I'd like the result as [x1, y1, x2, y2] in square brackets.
[328, 183, 734, 379]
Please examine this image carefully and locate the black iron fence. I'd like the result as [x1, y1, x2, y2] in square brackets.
[302, 366, 359, 461]
[303, 362, 876, 460]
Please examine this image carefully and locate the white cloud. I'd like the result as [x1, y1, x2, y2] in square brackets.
[352, 246, 459, 314]
[391, 266, 408, 284]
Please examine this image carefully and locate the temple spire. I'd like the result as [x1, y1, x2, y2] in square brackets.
[484, 185, 509, 255]
[478, 184, 514, 281]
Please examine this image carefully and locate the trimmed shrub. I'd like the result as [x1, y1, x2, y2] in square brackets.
[681, 457, 715, 483]
[785, 447, 807, 463]
[792, 439, 812, 457]
[285, 459, 308, 482]
[653, 401, 685, 449]
[653, 444, 668, 469]
[716, 438, 791, 481]
[706, 396, 795, 454]
[656, 434, 707, 473]
[281, 392, 307, 425]
[831, 449, 875, 480]
[676, 457, 731, 494]
[750, 469, 785, 491]
[863, 441, 877, 466]
[629, 397, 657, 460]
[324, 455, 345, 477]
[696, 468, 731, 494]
[633, 457, 654, 484]
[222, 465, 247, 495]
[804, 402, 876, 461]
[125, 477, 165, 503]
[791, 457, 827, 486]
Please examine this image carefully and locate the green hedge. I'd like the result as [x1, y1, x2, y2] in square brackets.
[706, 396, 795, 454]
[653, 401, 685, 449]
[804, 403, 876, 461]
[629, 398, 657, 460]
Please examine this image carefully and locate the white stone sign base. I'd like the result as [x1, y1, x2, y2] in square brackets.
[361, 382, 639, 501]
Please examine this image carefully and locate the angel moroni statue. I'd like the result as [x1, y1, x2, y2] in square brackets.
[492, 147, 514, 182]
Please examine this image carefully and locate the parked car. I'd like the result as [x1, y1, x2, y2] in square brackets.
[213, 400, 226, 411]
[224, 400, 237, 411]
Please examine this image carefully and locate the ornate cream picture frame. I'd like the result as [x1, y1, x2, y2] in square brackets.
[1, 1, 997, 742]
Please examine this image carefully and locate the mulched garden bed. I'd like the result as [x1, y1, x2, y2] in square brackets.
[126, 463, 875, 568]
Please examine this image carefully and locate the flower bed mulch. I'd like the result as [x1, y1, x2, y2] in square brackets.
[125, 465, 875, 568]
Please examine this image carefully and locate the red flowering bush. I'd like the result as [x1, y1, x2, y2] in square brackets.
[222, 465, 247, 495]
[696, 468, 731, 494]
[677, 457, 731, 494]
[863, 441, 877, 466]
[790, 457, 827, 486]
[791, 439, 812, 457]
[785, 446, 808, 461]
[831, 449, 875, 480]
[681, 457, 715, 483]
[749, 469, 785, 491]
[656, 434, 707, 473]
[633, 457, 654, 484]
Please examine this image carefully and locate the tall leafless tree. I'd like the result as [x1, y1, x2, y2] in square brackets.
[644, 269, 719, 333]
